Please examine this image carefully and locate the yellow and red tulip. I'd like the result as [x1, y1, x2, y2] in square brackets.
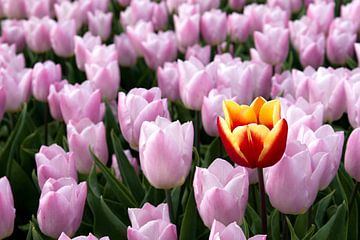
[217, 97, 288, 168]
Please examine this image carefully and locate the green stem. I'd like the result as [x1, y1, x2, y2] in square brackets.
[282, 213, 289, 240]
[194, 111, 201, 150]
[165, 189, 174, 224]
[307, 205, 312, 229]
[257, 168, 267, 234]
[349, 182, 360, 211]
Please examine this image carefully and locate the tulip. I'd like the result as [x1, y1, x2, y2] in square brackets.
[35, 144, 77, 189]
[88, 11, 112, 42]
[218, 97, 288, 168]
[268, 0, 302, 14]
[0, 87, 6, 121]
[114, 33, 138, 67]
[341, 0, 360, 32]
[227, 13, 251, 43]
[50, 20, 76, 58]
[25, 0, 51, 18]
[356, 43, 360, 66]
[178, 57, 215, 110]
[307, 1, 334, 34]
[127, 203, 177, 240]
[345, 128, 360, 182]
[298, 34, 325, 69]
[229, 0, 245, 10]
[262, 6, 288, 29]
[85, 61, 120, 100]
[23, 17, 56, 53]
[254, 25, 289, 66]
[74, 32, 102, 70]
[120, 0, 154, 28]
[157, 62, 180, 101]
[55, 1, 83, 31]
[185, 44, 211, 65]
[189, 0, 220, 13]
[0, 176, 16, 240]
[58, 232, 110, 240]
[32, 61, 62, 102]
[202, 88, 234, 137]
[79, 0, 110, 17]
[247, 61, 273, 99]
[0, 20, 26, 51]
[48, 80, 68, 121]
[2, 0, 27, 18]
[126, 21, 154, 56]
[152, 2, 168, 31]
[200, 9, 227, 45]
[111, 150, 140, 180]
[117, 87, 170, 150]
[140, 117, 193, 189]
[118, 0, 130, 7]
[37, 178, 87, 238]
[67, 118, 108, 174]
[58, 81, 105, 124]
[243, 4, 268, 33]
[209, 220, 266, 240]
[193, 159, 249, 228]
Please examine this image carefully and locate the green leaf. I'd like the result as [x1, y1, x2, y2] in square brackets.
[310, 202, 348, 240]
[111, 131, 144, 202]
[179, 190, 197, 240]
[270, 209, 280, 240]
[91, 150, 138, 207]
[314, 190, 335, 228]
[294, 213, 308, 238]
[302, 225, 316, 240]
[245, 204, 262, 235]
[202, 137, 222, 167]
[286, 217, 299, 240]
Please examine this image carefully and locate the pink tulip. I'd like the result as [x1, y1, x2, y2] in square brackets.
[55, 1, 83, 31]
[67, 118, 108, 174]
[188, 0, 220, 13]
[200, 9, 227, 45]
[25, 0, 51, 18]
[0, 20, 26, 51]
[263, 6, 289, 29]
[229, 0, 245, 10]
[178, 57, 215, 110]
[356, 43, 360, 66]
[346, 72, 360, 128]
[58, 81, 105, 124]
[166, 0, 187, 13]
[2, 0, 27, 18]
[345, 128, 360, 182]
[58, 232, 110, 240]
[84, 44, 117, 67]
[120, 0, 154, 28]
[152, 2, 168, 31]
[32, 61, 62, 102]
[139, 117, 193, 189]
[74, 32, 102, 70]
[50, 20, 76, 58]
[209, 220, 266, 240]
[243, 4, 268, 33]
[185, 44, 211, 65]
[85, 61, 120, 100]
[140, 31, 177, 70]
[227, 13, 250, 43]
[38, 178, 87, 238]
[341, 0, 360, 32]
[117, 87, 170, 149]
[118, 0, 131, 7]
[246, 61, 273, 99]
[79, 0, 110, 17]
[111, 150, 140, 180]
[201, 88, 233, 137]
[0, 87, 6, 121]
[23, 17, 56, 53]
[127, 203, 177, 240]
[114, 33, 138, 67]
[298, 34, 325, 69]
[254, 25, 289, 65]
[0, 177, 16, 240]
[157, 62, 180, 101]
[88, 11, 113, 42]
[35, 144, 77, 189]
[307, 1, 334, 34]
[193, 159, 249, 228]
[268, 0, 302, 14]
[48, 80, 68, 121]
[126, 20, 154, 56]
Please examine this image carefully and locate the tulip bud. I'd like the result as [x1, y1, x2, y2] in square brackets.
[127, 203, 177, 240]
[23, 17, 56, 53]
[140, 117, 193, 189]
[58, 232, 110, 240]
[152, 2, 168, 31]
[227, 13, 251, 43]
[185, 44, 211, 65]
[157, 62, 180, 101]
[341, 0, 360, 32]
[126, 20, 154, 56]
[32, 61, 62, 102]
[1, 20, 26, 51]
[50, 20, 76, 58]
[307, 1, 334, 34]
[345, 128, 360, 182]
[229, 0, 245, 11]
[25, 0, 51, 18]
[67, 118, 108, 174]
[190, 0, 220, 13]
[74, 32, 101, 70]
[88, 11, 113, 42]
[117, 87, 170, 149]
[37, 178, 87, 238]
[193, 159, 249, 228]
[200, 9, 227, 45]
[48, 80, 68, 121]
[244, 4, 268, 33]
[55, 1, 83, 31]
[114, 33, 138, 67]
[0, 176, 16, 240]
[209, 220, 266, 240]
[2, 0, 27, 18]
[356, 43, 360, 66]
[35, 144, 77, 189]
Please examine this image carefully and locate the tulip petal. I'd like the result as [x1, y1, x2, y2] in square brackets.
[259, 99, 281, 129]
[223, 100, 257, 130]
[250, 96, 266, 120]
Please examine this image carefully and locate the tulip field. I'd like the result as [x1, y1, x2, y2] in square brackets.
[1, 0, 360, 239]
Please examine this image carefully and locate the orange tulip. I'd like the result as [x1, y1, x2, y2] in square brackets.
[217, 97, 288, 168]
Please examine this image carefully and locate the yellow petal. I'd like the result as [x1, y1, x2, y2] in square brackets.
[250, 96, 266, 121]
[223, 100, 257, 131]
[259, 99, 281, 129]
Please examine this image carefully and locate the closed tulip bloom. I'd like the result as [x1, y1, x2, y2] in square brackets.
[268, 0, 302, 14]
[218, 97, 288, 168]
[298, 34, 325, 69]
[85, 61, 120, 100]
[227, 13, 250, 43]
[229, 0, 245, 10]
[32, 61, 62, 102]
[25, 0, 51, 18]
[140, 31, 177, 70]
[2, 0, 27, 18]
[55, 1, 83, 31]
[67, 118, 108, 174]
[58, 232, 110, 240]
[118, 87, 170, 149]
[74, 32, 101, 70]
[50, 20, 76, 58]
[262, 6, 289, 29]
[356, 43, 360, 66]
[114, 33, 138, 67]
[193, 159, 249, 228]
[341, 0, 360, 32]
[200, 9, 227, 45]
[188, 0, 220, 13]
[88, 11, 112, 42]
[79, 0, 110, 17]
[127, 203, 177, 240]
[0, 87, 6, 121]
[152, 2, 168, 31]
[23, 17, 56, 53]
[243, 4, 268, 33]
[178, 57, 215, 110]
[254, 26, 289, 65]
[345, 128, 360, 182]
[209, 220, 266, 240]
[307, 1, 334, 34]
[0, 20, 26, 51]
[140, 117, 193, 189]
[120, 0, 154, 28]
[157, 62, 180, 101]
[112, 150, 140, 180]
[265, 141, 321, 214]
[126, 20, 154, 56]
[38, 178, 87, 238]
[35, 144, 77, 189]
[185, 44, 211, 65]
[202, 88, 234, 137]
[0, 177, 16, 240]
[48, 80, 68, 121]
[58, 81, 105, 124]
